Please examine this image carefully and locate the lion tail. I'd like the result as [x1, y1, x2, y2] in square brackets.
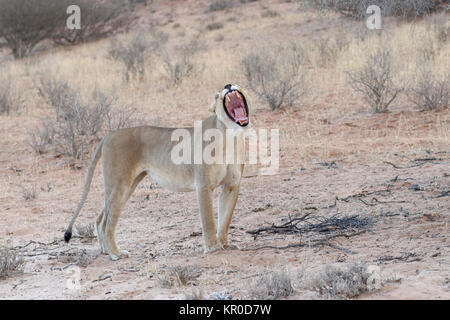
[64, 138, 104, 243]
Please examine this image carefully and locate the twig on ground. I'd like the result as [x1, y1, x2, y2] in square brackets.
[384, 161, 423, 169]
[435, 191, 449, 198]
[413, 157, 442, 162]
[245, 213, 373, 254]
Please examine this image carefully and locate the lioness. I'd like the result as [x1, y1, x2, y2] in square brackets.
[64, 84, 250, 260]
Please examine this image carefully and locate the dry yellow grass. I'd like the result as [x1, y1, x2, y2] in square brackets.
[0, 0, 447, 183]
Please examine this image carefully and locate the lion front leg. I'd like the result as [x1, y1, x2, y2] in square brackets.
[217, 184, 240, 249]
[196, 185, 221, 252]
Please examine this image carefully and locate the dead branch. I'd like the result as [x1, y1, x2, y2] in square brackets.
[337, 189, 391, 202]
[242, 229, 368, 254]
[247, 213, 372, 236]
[413, 157, 442, 162]
[435, 190, 449, 198]
[245, 212, 373, 254]
[378, 252, 421, 263]
[359, 197, 407, 206]
[384, 161, 423, 169]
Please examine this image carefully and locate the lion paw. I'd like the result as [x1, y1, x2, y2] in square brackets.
[223, 243, 240, 250]
[203, 244, 224, 254]
[109, 250, 129, 261]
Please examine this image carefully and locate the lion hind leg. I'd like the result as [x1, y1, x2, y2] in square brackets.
[103, 172, 146, 260]
[103, 191, 128, 261]
[96, 208, 107, 254]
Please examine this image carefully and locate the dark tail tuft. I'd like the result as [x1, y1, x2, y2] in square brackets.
[64, 230, 72, 243]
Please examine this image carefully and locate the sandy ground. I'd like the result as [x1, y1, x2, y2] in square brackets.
[1, 109, 448, 299]
[0, 0, 449, 300]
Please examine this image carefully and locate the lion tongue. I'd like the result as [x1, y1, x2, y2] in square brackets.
[234, 107, 247, 122]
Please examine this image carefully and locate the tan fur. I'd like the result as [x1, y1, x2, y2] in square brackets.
[64, 85, 250, 260]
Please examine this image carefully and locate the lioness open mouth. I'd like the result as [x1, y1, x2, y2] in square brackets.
[223, 90, 249, 126]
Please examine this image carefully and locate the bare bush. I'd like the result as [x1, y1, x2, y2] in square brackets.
[305, 0, 443, 20]
[53, 0, 132, 46]
[108, 32, 154, 82]
[408, 71, 449, 111]
[157, 265, 200, 288]
[160, 39, 201, 86]
[303, 262, 371, 299]
[47, 92, 113, 158]
[0, 0, 69, 58]
[0, 0, 133, 58]
[0, 246, 24, 278]
[346, 47, 402, 113]
[36, 74, 71, 113]
[247, 269, 294, 300]
[104, 105, 137, 132]
[0, 74, 24, 115]
[242, 44, 307, 110]
[32, 74, 135, 158]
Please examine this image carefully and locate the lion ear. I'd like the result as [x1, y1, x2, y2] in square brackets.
[209, 102, 216, 113]
[209, 92, 219, 113]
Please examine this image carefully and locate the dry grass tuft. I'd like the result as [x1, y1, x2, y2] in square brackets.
[184, 287, 206, 300]
[247, 268, 294, 300]
[205, 22, 224, 31]
[206, 0, 234, 12]
[0, 246, 24, 278]
[301, 261, 371, 299]
[157, 265, 200, 288]
[56, 248, 97, 268]
[21, 185, 38, 201]
[261, 10, 279, 18]
[0, 70, 24, 116]
[314, 37, 350, 65]
[211, 291, 230, 300]
[75, 223, 96, 239]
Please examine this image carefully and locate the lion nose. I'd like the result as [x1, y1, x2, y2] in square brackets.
[224, 84, 232, 90]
